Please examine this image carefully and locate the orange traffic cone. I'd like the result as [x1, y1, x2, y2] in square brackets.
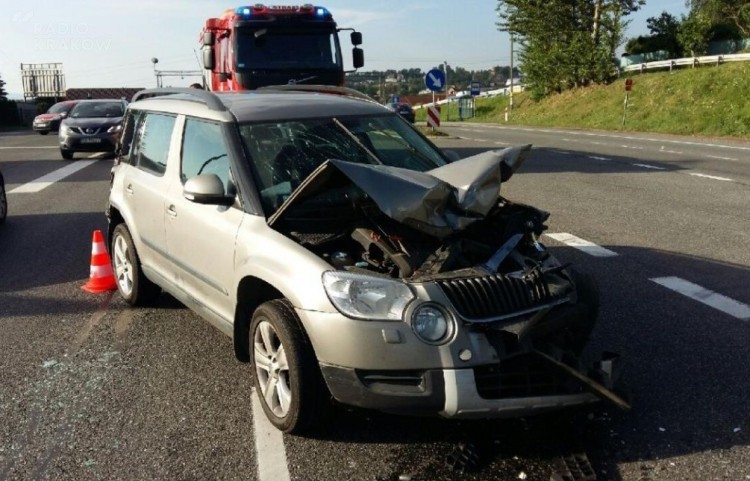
[82, 230, 117, 293]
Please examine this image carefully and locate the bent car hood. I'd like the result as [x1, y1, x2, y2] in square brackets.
[269, 145, 531, 238]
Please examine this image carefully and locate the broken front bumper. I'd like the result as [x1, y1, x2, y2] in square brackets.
[320, 352, 628, 419]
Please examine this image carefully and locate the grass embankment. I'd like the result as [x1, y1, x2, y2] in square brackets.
[419, 62, 750, 138]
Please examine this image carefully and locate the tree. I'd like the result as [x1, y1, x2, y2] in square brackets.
[0, 73, 8, 101]
[678, 11, 713, 57]
[686, 0, 750, 38]
[497, 0, 641, 99]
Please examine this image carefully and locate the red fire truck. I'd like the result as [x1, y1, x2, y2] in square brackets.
[200, 4, 364, 91]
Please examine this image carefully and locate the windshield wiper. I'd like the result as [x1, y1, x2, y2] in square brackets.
[288, 75, 317, 85]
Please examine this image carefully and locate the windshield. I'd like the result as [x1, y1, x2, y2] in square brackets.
[235, 28, 341, 70]
[69, 102, 124, 119]
[238, 114, 448, 215]
[48, 102, 74, 115]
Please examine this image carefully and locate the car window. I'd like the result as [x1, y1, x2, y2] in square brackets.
[69, 102, 124, 118]
[239, 114, 448, 215]
[132, 113, 176, 176]
[181, 118, 232, 193]
[48, 102, 73, 115]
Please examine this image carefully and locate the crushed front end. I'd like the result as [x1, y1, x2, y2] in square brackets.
[271, 146, 629, 418]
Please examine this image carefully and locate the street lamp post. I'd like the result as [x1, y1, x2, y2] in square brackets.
[151, 58, 159, 88]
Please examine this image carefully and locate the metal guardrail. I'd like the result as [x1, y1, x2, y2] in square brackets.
[621, 52, 750, 73]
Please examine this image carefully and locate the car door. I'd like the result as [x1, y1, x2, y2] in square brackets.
[119, 111, 178, 277]
[163, 117, 244, 325]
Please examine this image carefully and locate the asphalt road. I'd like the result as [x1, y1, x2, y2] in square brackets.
[0, 126, 748, 481]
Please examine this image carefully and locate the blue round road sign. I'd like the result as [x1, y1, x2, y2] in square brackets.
[424, 68, 446, 92]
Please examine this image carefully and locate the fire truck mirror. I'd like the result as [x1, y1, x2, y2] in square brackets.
[203, 49, 215, 70]
[351, 31, 362, 46]
[203, 31, 215, 46]
[352, 48, 364, 69]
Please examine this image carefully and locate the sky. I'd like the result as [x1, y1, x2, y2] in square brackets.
[0, 0, 688, 99]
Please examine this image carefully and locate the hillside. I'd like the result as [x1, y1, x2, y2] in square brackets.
[438, 62, 750, 139]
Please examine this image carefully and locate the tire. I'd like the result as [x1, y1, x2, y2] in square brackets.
[61, 149, 73, 160]
[0, 178, 7, 225]
[39, 131, 49, 136]
[250, 299, 330, 434]
[566, 269, 600, 355]
[110, 224, 161, 306]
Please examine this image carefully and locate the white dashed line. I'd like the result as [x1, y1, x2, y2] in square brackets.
[588, 155, 611, 161]
[651, 277, 750, 320]
[706, 155, 739, 161]
[544, 233, 619, 257]
[494, 141, 508, 146]
[553, 150, 572, 155]
[0, 146, 58, 149]
[689, 173, 734, 182]
[251, 389, 291, 481]
[632, 163, 666, 170]
[9, 159, 98, 194]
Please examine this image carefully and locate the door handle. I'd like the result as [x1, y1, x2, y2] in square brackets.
[125, 184, 134, 195]
[166, 205, 177, 218]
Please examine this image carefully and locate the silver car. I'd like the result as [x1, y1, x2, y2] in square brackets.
[107, 87, 627, 434]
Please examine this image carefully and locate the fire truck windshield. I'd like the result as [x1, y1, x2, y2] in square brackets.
[235, 28, 342, 71]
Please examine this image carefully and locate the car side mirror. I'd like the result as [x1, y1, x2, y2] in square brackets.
[352, 48, 364, 69]
[184, 174, 234, 206]
[203, 48, 215, 70]
[351, 31, 362, 46]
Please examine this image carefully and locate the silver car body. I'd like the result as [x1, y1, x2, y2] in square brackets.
[107, 88, 626, 425]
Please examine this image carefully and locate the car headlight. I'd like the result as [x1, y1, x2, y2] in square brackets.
[322, 271, 414, 320]
[107, 125, 122, 133]
[59, 124, 70, 135]
[411, 303, 451, 344]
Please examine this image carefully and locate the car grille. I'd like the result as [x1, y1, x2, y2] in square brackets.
[71, 127, 101, 135]
[436, 271, 557, 320]
[474, 353, 584, 399]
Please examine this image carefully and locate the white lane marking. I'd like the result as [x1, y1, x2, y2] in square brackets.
[633, 163, 666, 170]
[494, 141, 508, 146]
[707, 155, 739, 161]
[0, 146, 58, 149]
[251, 388, 291, 481]
[544, 233, 618, 257]
[554, 150, 572, 155]
[661, 149, 683, 155]
[473, 124, 750, 152]
[689, 173, 734, 182]
[588, 155, 611, 161]
[651, 277, 750, 320]
[9, 159, 98, 194]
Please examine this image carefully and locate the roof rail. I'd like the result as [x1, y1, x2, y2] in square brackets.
[256, 84, 376, 103]
[131, 87, 227, 112]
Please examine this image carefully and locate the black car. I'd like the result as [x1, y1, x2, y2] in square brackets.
[32, 100, 79, 135]
[0, 168, 7, 224]
[58, 100, 127, 160]
[387, 102, 415, 123]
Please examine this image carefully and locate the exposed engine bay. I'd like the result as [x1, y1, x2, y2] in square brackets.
[269, 145, 629, 410]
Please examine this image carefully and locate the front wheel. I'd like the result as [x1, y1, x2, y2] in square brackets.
[39, 131, 49, 136]
[111, 224, 160, 306]
[250, 299, 329, 434]
[60, 149, 73, 160]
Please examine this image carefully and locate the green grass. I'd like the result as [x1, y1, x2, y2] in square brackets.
[420, 62, 750, 139]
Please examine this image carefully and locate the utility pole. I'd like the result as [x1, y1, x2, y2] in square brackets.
[509, 34, 514, 111]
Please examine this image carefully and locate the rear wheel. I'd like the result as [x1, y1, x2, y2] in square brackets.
[250, 299, 329, 434]
[111, 224, 160, 305]
[60, 149, 73, 160]
[39, 131, 49, 136]
[0, 177, 7, 224]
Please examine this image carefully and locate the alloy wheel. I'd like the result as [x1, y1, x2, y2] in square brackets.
[113, 234, 133, 296]
[253, 319, 292, 418]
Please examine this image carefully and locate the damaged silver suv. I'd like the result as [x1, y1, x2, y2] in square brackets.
[107, 87, 628, 434]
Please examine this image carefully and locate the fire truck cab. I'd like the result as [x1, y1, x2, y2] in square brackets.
[201, 4, 364, 91]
